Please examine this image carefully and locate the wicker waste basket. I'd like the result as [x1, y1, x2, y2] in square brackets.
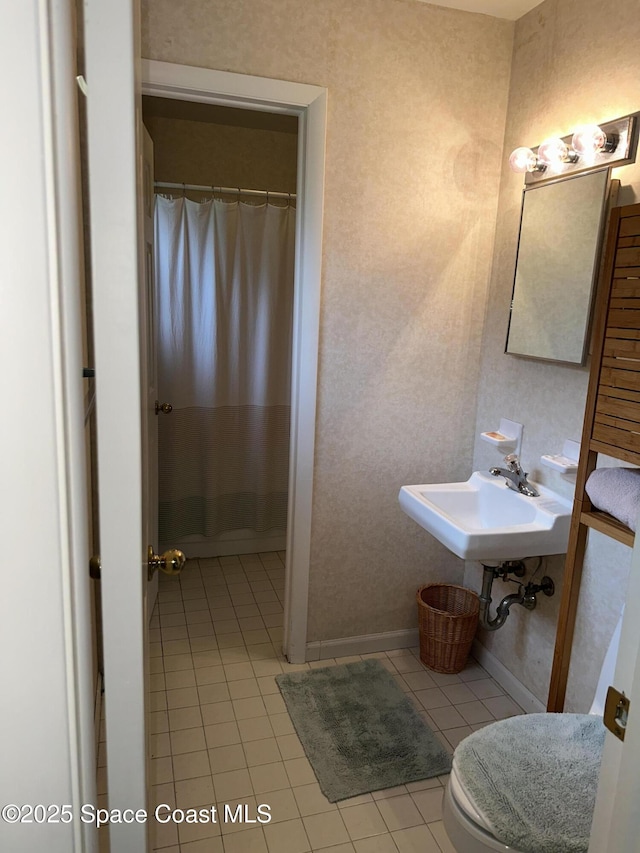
[416, 583, 479, 674]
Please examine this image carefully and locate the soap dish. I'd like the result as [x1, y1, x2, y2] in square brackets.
[541, 439, 580, 474]
[480, 418, 523, 452]
[481, 431, 516, 447]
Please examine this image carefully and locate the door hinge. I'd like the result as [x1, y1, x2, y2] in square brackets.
[603, 685, 630, 742]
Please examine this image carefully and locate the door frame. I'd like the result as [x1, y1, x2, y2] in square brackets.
[142, 60, 327, 663]
[2, 0, 96, 850]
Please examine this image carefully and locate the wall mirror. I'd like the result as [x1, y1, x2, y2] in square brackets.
[504, 113, 638, 365]
[505, 168, 612, 364]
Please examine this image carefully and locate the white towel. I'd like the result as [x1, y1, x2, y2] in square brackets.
[585, 467, 640, 532]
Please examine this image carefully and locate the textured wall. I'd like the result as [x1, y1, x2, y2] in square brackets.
[143, 113, 298, 194]
[142, 0, 514, 641]
[467, 0, 640, 711]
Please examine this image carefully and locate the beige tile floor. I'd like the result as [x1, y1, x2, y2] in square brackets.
[98, 552, 524, 853]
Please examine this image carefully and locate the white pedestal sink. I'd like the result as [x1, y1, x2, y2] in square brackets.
[399, 471, 572, 562]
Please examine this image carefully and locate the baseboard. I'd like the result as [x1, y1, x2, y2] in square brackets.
[162, 531, 286, 559]
[304, 630, 545, 713]
[306, 628, 419, 661]
[471, 639, 545, 714]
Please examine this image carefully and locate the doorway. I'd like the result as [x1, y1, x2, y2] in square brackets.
[141, 60, 328, 665]
[84, 45, 327, 837]
[142, 95, 298, 562]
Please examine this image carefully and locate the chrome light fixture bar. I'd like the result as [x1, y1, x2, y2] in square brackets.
[508, 113, 639, 185]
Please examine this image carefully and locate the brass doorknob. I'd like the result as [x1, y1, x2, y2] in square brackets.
[147, 546, 186, 580]
[155, 401, 173, 415]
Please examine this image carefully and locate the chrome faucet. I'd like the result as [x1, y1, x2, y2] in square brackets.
[489, 453, 539, 497]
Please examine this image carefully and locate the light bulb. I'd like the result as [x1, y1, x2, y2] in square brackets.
[571, 124, 617, 158]
[537, 137, 578, 167]
[508, 147, 544, 174]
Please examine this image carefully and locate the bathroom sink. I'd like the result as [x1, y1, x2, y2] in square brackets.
[398, 470, 572, 561]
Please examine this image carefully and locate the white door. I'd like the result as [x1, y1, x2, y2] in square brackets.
[143, 125, 161, 616]
[83, 8, 328, 848]
[1, 2, 97, 851]
[588, 537, 640, 849]
[84, 4, 187, 848]
[84, 1, 150, 849]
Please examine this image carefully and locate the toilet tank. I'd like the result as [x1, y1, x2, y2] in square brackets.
[590, 614, 623, 716]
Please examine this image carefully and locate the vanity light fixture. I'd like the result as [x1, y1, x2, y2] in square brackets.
[508, 146, 546, 174]
[509, 128, 614, 173]
[571, 124, 618, 158]
[537, 137, 579, 168]
[508, 113, 638, 185]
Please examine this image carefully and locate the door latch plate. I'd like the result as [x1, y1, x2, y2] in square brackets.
[89, 555, 101, 580]
[604, 686, 630, 742]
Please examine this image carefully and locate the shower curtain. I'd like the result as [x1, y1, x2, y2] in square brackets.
[154, 195, 295, 545]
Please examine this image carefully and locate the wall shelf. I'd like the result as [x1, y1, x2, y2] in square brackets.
[548, 202, 640, 712]
[579, 509, 634, 548]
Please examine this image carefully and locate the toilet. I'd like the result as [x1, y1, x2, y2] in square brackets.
[443, 617, 622, 853]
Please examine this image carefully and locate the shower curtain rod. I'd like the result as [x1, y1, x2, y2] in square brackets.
[154, 181, 296, 200]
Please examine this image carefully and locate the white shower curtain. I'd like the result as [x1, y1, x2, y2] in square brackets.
[154, 195, 295, 544]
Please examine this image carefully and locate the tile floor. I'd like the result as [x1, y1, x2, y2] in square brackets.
[98, 552, 524, 853]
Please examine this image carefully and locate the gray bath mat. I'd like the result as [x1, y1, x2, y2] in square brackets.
[275, 658, 451, 802]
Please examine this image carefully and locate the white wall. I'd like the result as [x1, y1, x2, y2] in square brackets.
[467, 0, 640, 711]
[141, 0, 640, 702]
[142, 0, 515, 643]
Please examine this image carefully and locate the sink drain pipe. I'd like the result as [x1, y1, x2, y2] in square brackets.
[479, 561, 554, 632]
